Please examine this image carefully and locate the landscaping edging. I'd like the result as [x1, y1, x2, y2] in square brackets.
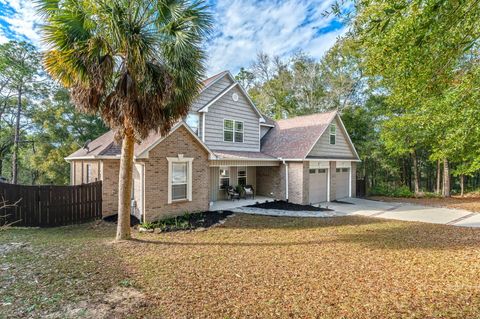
[231, 206, 345, 218]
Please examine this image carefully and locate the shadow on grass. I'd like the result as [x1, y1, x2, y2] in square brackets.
[131, 215, 480, 251]
[334, 221, 480, 250]
[221, 213, 387, 230]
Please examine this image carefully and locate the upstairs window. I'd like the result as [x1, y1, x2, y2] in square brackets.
[329, 123, 336, 145]
[185, 113, 199, 135]
[235, 121, 244, 143]
[224, 119, 244, 143]
[224, 119, 234, 142]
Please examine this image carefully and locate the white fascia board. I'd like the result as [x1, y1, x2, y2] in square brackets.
[199, 71, 228, 93]
[198, 82, 238, 113]
[303, 111, 337, 159]
[210, 157, 280, 161]
[136, 121, 215, 159]
[64, 155, 121, 161]
[199, 71, 265, 122]
[304, 158, 362, 162]
[260, 122, 275, 127]
[336, 114, 361, 161]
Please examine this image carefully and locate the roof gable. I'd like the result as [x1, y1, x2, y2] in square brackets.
[197, 71, 264, 121]
[306, 115, 360, 160]
[66, 122, 214, 161]
[261, 111, 339, 159]
[135, 122, 214, 158]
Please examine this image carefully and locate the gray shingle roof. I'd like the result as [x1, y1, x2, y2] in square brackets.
[260, 111, 337, 159]
[213, 150, 277, 160]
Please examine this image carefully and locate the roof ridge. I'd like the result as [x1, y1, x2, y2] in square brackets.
[275, 110, 337, 123]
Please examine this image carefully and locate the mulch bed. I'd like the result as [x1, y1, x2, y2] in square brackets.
[103, 214, 141, 226]
[247, 200, 332, 211]
[149, 211, 234, 232]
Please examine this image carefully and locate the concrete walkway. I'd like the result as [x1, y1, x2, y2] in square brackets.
[232, 198, 480, 228]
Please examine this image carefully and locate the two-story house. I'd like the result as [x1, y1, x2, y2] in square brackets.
[66, 71, 360, 222]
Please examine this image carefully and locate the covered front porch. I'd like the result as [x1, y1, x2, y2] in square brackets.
[208, 153, 283, 208]
[209, 195, 273, 211]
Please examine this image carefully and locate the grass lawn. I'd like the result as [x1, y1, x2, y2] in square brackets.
[2, 214, 480, 318]
[369, 195, 480, 213]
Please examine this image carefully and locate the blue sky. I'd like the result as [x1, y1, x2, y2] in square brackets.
[0, 0, 346, 75]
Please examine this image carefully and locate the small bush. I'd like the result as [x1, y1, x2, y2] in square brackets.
[368, 184, 414, 198]
[140, 221, 155, 230]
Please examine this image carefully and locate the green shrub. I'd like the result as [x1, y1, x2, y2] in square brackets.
[368, 184, 413, 197]
[140, 221, 155, 229]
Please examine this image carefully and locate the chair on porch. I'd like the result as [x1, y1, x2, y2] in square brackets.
[226, 186, 240, 201]
[243, 185, 255, 199]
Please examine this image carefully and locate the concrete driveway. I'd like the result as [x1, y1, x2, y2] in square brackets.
[232, 198, 480, 228]
[327, 198, 480, 228]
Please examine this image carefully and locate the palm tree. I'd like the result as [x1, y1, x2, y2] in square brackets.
[39, 0, 212, 240]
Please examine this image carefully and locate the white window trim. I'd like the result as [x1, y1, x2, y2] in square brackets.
[223, 119, 244, 143]
[235, 120, 244, 143]
[237, 166, 247, 185]
[329, 123, 336, 145]
[167, 155, 193, 204]
[223, 119, 234, 142]
[219, 166, 230, 190]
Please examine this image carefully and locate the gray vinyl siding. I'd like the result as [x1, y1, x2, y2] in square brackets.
[308, 117, 357, 159]
[191, 76, 234, 112]
[209, 166, 257, 202]
[204, 85, 260, 151]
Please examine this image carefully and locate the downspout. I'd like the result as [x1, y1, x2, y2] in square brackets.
[280, 158, 289, 201]
[202, 112, 206, 142]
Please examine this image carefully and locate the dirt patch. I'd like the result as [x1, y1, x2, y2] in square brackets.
[247, 200, 332, 211]
[45, 286, 146, 319]
[0, 242, 29, 256]
[369, 196, 480, 213]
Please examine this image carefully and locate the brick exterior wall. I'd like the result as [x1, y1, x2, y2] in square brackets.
[287, 162, 309, 205]
[71, 160, 101, 185]
[101, 160, 120, 217]
[138, 125, 210, 222]
[329, 161, 337, 201]
[255, 165, 286, 200]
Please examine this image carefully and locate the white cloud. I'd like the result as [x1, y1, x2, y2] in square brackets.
[206, 0, 344, 74]
[0, 0, 346, 76]
[0, 0, 42, 46]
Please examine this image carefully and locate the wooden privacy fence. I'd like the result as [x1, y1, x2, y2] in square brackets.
[0, 181, 102, 227]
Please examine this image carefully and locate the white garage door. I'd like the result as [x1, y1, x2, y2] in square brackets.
[335, 168, 350, 199]
[309, 168, 328, 203]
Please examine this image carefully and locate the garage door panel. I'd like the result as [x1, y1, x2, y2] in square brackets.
[335, 168, 349, 199]
[309, 169, 327, 203]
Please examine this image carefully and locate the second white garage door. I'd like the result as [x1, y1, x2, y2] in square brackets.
[309, 168, 328, 203]
[335, 168, 350, 199]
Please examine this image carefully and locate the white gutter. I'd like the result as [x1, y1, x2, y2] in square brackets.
[280, 158, 289, 201]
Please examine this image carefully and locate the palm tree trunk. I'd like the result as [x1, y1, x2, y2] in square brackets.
[436, 159, 441, 194]
[442, 158, 450, 197]
[116, 131, 134, 241]
[412, 150, 420, 195]
[11, 85, 22, 184]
